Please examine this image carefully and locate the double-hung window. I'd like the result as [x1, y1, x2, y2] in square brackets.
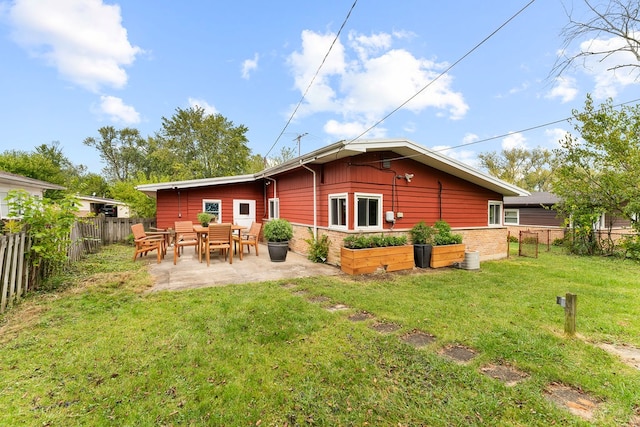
[504, 208, 519, 225]
[355, 193, 382, 230]
[328, 193, 347, 230]
[488, 201, 503, 226]
[268, 198, 279, 219]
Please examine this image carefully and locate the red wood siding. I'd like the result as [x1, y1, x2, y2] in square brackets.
[272, 152, 502, 229]
[156, 181, 264, 229]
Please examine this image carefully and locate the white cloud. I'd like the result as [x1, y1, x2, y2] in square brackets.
[97, 95, 140, 124]
[188, 98, 217, 115]
[462, 133, 479, 144]
[545, 76, 578, 103]
[241, 53, 259, 79]
[287, 29, 468, 137]
[8, 0, 142, 92]
[323, 119, 386, 139]
[544, 127, 569, 148]
[502, 132, 527, 150]
[432, 144, 480, 169]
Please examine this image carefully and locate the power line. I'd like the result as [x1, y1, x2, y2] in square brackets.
[264, 0, 358, 160]
[344, 0, 537, 145]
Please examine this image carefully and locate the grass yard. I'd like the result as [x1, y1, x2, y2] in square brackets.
[1, 245, 639, 426]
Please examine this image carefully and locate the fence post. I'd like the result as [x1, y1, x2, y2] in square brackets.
[564, 293, 577, 336]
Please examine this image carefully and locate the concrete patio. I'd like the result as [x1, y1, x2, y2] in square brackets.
[145, 243, 342, 292]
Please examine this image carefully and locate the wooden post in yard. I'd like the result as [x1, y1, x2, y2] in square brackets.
[564, 293, 577, 336]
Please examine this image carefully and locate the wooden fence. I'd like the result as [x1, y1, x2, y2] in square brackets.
[0, 217, 155, 314]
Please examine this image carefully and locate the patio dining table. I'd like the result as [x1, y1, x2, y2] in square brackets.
[193, 224, 245, 263]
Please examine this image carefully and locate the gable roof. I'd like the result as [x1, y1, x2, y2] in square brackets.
[136, 139, 529, 197]
[0, 170, 65, 190]
[503, 191, 559, 207]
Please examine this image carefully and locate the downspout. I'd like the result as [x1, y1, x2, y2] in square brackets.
[301, 163, 317, 239]
[438, 180, 443, 220]
[265, 177, 276, 219]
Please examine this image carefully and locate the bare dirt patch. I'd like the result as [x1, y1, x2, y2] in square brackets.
[370, 322, 400, 334]
[544, 383, 600, 421]
[481, 363, 529, 386]
[440, 344, 477, 363]
[0, 302, 48, 345]
[280, 282, 297, 289]
[597, 343, 640, 370]
[348, 311, 374, 322]
[401, 330, 436, 348]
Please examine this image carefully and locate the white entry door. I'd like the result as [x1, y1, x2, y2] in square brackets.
[233, 199, 256, 228]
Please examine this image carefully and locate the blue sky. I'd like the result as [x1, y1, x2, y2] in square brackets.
[1, 0, 640, 175]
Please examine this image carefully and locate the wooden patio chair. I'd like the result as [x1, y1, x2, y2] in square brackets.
[233, 222, 261, 260]
[205, 223, 233, 266]
[173, 220, 198, 265]
[131, 223, 165, 263]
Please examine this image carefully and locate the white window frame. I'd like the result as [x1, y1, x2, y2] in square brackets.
[488, 200, 503, 226]
[268, 198, 279, 219]
[202, 199, 222, 223]
[354, 193, 383, 231]
[504, 208, 519, 225]
[328, 193, 348, 230]
[0, 191, 9, 219]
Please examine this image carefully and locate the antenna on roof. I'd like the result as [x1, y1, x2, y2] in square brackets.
[293, 133, 308, 157]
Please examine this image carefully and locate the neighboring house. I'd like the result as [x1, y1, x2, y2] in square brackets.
[503, 191, 634, 244]
[503, 192, 562, 227]
[76, 195, 130, 218]
[0, 170, 65, 219]
[137, 139, 529, 264]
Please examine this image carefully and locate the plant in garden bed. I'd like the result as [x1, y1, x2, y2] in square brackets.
[342, 234, 407, 249]
[430, 220, 465, 268]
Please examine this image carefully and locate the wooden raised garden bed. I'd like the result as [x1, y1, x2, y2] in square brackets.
[430, 243, 466, 268]
[341, 245, 414, 275]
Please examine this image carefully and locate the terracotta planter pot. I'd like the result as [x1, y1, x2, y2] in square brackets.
[430, 243, 466, 268]
[341, 245, 414, 275]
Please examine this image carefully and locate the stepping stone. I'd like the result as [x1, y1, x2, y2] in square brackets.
[370, 322, 400, 334]
[440, 344, 477, 363]
[348, 311, 374, 322]
[544, 383, 600, 421]
[481, 363, 529, 386]
[326, 303, 349, 312]
[401, 330, 436, 348]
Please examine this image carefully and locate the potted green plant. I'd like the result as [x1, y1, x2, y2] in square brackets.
[409, 221, 435, 268]
[430, 220, 465, 268]
[197, 212, 213, 227]
[263, 218, 293, 262]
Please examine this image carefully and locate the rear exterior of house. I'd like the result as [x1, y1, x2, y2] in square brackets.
[139, 139, 529, 265]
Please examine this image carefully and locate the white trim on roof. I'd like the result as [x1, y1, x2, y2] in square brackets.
[0, 170, 65, 190]
[136, 139, 530, 197]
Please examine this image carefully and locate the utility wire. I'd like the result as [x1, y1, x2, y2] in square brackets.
[344, 0, 537, 145]
[264, 0, 358, 160]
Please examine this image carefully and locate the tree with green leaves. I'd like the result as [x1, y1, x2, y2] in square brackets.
[159, 106, 251, 179]
[553, 95, 640, 255]
[83, 126, 146, 182]
[478, 147, 555, 192]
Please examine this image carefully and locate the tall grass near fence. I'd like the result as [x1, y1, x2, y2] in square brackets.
[0, 217, 155, 314]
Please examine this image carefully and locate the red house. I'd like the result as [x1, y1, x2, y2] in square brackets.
[137, 139, 529, 264]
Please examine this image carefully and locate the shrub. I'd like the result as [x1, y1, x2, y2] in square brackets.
[409, 221, 435, 244]
[263, 219, 293, 242]
[304, 228, 330, 263]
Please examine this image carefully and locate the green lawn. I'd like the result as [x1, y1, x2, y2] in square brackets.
[1, 245, 639, 426]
